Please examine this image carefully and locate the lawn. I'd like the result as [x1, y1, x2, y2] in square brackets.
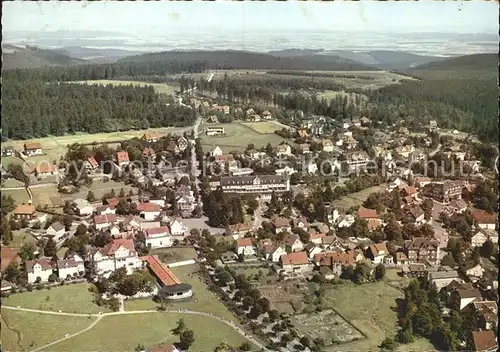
[322, 282, 404, 351]
[151, 247, 197, 264]
[70, 179, 138, 201]
[1, 179, 25, 188]
[1, 156, 24, 168]
[1, 189, 30, 205]
[396, 338, 437, 352]
[0, 309, 95, 351]
[70, 79, 180, 96]
[230, 265, 279, 285]
[125, 264, 239, 323]
[48, 313, 252, 352]
[240, 121, 279, 134]
[200, 122, 286, 152]
[8, 230, 37, 248]
[3, 283, 109, 314]
[332, 184, 386, 211]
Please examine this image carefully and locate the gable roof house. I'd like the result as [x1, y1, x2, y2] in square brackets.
[142, 147, 156, 159]
[57, 254, 85, 280]
[85, 156, 99, 171]
[26, 258, 54, 283]
[473, 301, 498, 331]
[471, 211, 496, 230]
[93, 214, 118, 231]
[137, 202, 162, 221]
[272, 217, 292, 234]
[116, 151, 130, 167]
[450, 288, 483, 310]
[88, 238, 143, 277]
[226, 222, 253, 239]
[13, 204, 37, 221]
[281, 233, 304, 253]
[404, 238, 440, 265]
[366, 242, 389, 264]
[471, 330, 498, 352]
[24, 142, 43, 156]
[279, 251, 313, 276]
[236, 238, 255, 256]
[46, 222, 66, 242]
[143, 132, 160, 143]
[144, 226, 172, 249]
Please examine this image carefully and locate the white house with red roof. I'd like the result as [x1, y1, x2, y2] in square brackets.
[137, 202, 162, 221]
[144, 226, 172, 249]
[26, 258, 54, 283]
[116, 151, 130, 167]
[93, 214, 118, 231]
[95, 204, 116, 216]
[84, 156, 99, 171]
[168, 219, 188, 237]
[280, 251, 313, 275]
[88, 238, 142, 276]
[236, 238, 255, 256]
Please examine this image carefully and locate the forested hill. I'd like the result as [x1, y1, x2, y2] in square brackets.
[2, 44, 86, 70]
[411, 53, 497, 72]
[118, 50, 378, 71]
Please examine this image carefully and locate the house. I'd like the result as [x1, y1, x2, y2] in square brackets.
[177, 137, 189, 151]
[94, 214, 118, 231]
[337, 214, 355, 228]
[143, 132, 160, 143]
[57, 254, 85, 280]
[279, 233, 303, 253]
[116, 151, 130, 167]
[450, 289, 483, 310]
[366, 242, 389, 264]
[428, 269, 461, 291]
[414, 177, 432, 188]
[298, 143, 311, 154]
[176, 195, 195, 214]
[1, 247, 20, 274]
[276, 144, 292, 156]
[24, 142, 43, 156]
[46, 222, 65, 241]
[144, 226, 172, 249]
[72, 199, 94, 216]
[404, 238, 440, 265]
[85, 157, 99, 171]
[95, 204, 116, 216]
[471, 330, 497, 352]
[250, 114, 261, 122]
[137, 202, 162, 221]
[343, 135, 358, 150]
[322, 235, 345, 251]
[280, 251, 313, 275]
[395, 252, 409, 266]
[206, 126, 225, 136]
[291, 217, 308, 230]
[395, 145, 415, 158]
[360, 116, 371, 126]
[344, 151, 370, 171]
[13, 204, 36, 221]
[227, 223, 252, 239]
[327, 208, 341, 224]
[306, 160, 317, 174]
[2, 147, 15, 157]
[297, 128, 308, 138]
[236, 238, 255, 256]
[88, 238, 143, 276]
[210, 145, 223, 157]
[35, 163, 57, 177]
[465, 262, 485, 279]
[408, 206, 425, 224]
[262, 110, 272, 119]
[275, 166, 297, 176]
[26, 258, 53, 283]
[305, 244, 323, 260]
[272, 217, 292, 234]
[219, 175, 290, 195]
[429, 120, 438, 130]
[401, 263, 428, 278]
[473, 301, 498, 330]
[166, 141, 180, 154]
[105, 198, 120, 208]
[357, 207, 378, 221]
[245, 108, 255, 117]
[206, 115, 219, 124]
[261, 243, 287, 263]
[315, 251, 355, 276]
[471, 211, 496, 230]
[168, 219, 188, 237]
[321, 139, 334, 152]
[213, 105, 230, 115]
[425, 180, 464, 204]
[308, 232, 325, 245]
[448, 199, 468, 214]
[142, 147, 156, 159]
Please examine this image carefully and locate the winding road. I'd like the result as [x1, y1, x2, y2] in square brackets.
[1, 305, 265, 352]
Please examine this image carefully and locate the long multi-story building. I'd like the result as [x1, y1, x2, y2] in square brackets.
[424, 180, 464, 204]
[219, 175, 290, 195]
[404, 238, 440, 265]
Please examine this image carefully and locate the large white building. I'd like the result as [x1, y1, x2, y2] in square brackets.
[144, 226, 173, 249]
[88, 239, 143, 277]
[219, 175, 290, 195]
[137, 203, 162, 221]
[26, 258, 54, 284]
[57, 254, 85, 280]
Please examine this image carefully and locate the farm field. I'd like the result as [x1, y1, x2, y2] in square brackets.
[322, 282, 404, 352]
[2, 283, 110, 314]
[332, 184, 386, 211]
[125, 264, 239, 323]
[151, 247, 197, 264]
[0, 309, 95, 351]
[200, 122, 286, 152]
[70, 79, 180, 96]
[48, 313, 253, 352]
[1, 189, 30, 205]
[240, 121, 280, 134]
[230, 265, 279, 285]
[1, 156, 25, 168]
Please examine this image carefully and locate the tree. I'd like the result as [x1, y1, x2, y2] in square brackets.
[268, 309, 280, 320]
[379, 337, 396, 351]
[248, 304, 263, 319]
[480, 239, 494, 258]
[412, 306, 434, 337]
[300, 336, 311, 348]
[340, 265, 354, 280]
[1, 216, 13, 244]
[87, 190, 96, 202]
[4, 262, 21, 283]
[179, 329, 195, 350]
[43, 238, 57, 257]
[172, 318, 186, 335]
[375, 264, 386, 281]
[48, 273, 58, 283]
[239, 342, 251, 351]
[19, 243, 36, 261]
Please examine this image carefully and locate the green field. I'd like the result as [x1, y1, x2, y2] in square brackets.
[70, 179, 138, 201]
[396, 338, 436, 352]
[0, 309, 96, 351]
[322, 282, 404, 352]
[151, 247, 197, 264]
[3, 283, 109, 314]
[200, 122, 286, 152]
[71, 79, 180, 96]
[1, 189, 30, 206]
[332, 184, 386, 211]
[240, 121, 279, 134]
[8, 230, 37, 248]
[48, 313, 252, 352]
[231, 265, 279, 285]
[125, 264, 239, 322]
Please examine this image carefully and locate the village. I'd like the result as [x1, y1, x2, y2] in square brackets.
[1, 92, 498, 352]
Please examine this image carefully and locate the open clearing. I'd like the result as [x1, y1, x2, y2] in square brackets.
[151, 247, 197, 264]
[70, 179, 138, 201]
[396, 337, 436, 352]
[200, 122, 286, 152]
[332, 184, 386, 211]
[48, 313, 251, 352]
[240, 121, 279, 134]
[0, 309, 95, 351]
[322, 282, 404, 351]
[125, 264, 239, 323]
[3, 283, 109, 314]
[70, 79, 180, 96]
[258, 282, 307, 315]
[8, 230, 38, 248]
[230, 265, 279, 285]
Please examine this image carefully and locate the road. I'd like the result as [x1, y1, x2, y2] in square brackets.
[252, 205, 264, 230]
[2, 305, 265, 352]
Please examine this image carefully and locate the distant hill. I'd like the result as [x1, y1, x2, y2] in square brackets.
[119, 50, 378, 71]
[322, 50, 448, 70]
[412, 53, 497, 71]
[53, 46, 145, 63]
[2, 44, 86, 70]
[267, 49, 325, 57]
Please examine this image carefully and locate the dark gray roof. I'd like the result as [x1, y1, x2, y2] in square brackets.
[160, 283, 192, 294]
[220, 175, 287, 186]
[49, 222, 65, 232]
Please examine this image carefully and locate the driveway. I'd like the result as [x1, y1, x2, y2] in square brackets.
[181, 216, 225, 235]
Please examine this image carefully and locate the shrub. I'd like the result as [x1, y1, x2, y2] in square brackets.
[27, 285, 33, 292]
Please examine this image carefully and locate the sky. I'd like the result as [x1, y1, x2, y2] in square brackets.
[3, 1, 498, 36]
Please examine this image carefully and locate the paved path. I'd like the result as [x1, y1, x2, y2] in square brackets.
[2, 306, 265, 351]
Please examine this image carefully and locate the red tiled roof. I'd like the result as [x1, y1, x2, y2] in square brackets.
[143, 132, 159, 140]
[229, 223, 252, 233]
[258, 239, 273, 250]
[106, 198, 120, 207]
[472, 211, 496, 225]
[116, 151, 129, 162]
[149, 343, 177, 352]
[145, 226, 170, 238]
[142, 147, 155, 157]
[309, 233, 325, 241]
[281, 251, 309, 265]
[103, 238, 135, 256]
[94, 214, 117, 225]
[14, 204, 36, 215]
[315, 251, 355, 266]
[367, 219, 381, 231]
[137, 202, 162, 212]
[472, 330, 497, 352]
[282, 233, 300, 246]
[237, 238, 253, 247]
[357, 207, 378, 219]
[403, 186, 417, 195]
[88, 157, 98, 168]
[143, 255, 181, 287]
[368, 242, 388, 256]
[35, 163, 57, 174]
[1, 247, 20, 272]
[24, 142, 42, 150]
[273, 217, 290, 228]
